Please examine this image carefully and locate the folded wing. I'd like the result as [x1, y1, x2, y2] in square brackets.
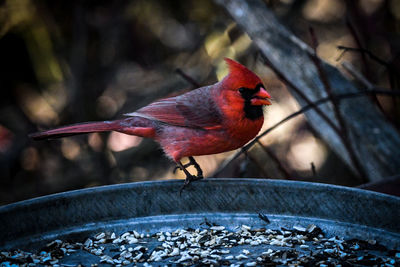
[126, 86, 223, 130]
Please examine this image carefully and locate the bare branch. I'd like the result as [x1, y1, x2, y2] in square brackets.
[337, 46, 391, 68]
[256, 140, 292, 179]
[213, 89, 400, 177]
[341, 62, 375, 90]
[175, 68, 200, 88]
[309, 28, 367, 181]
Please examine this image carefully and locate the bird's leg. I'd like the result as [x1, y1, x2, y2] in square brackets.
[177, 157, 204, 194]
[188, 156, 203, 179]
[178, 161, 194, 194]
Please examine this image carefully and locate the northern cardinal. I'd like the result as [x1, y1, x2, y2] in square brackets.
[30, 58, 272, 189]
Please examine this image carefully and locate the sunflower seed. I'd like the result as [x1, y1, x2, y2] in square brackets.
[235, 254, 248, 260]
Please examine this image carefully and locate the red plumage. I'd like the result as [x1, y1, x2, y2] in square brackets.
[30, 58, 271, 185]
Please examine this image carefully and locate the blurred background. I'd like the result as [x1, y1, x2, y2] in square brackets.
[1, 0, 399, 205]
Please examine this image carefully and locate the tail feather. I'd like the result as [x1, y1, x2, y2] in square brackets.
[29, 120, 122, 140]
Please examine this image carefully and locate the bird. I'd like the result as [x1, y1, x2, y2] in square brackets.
[30, 58, 272, 190]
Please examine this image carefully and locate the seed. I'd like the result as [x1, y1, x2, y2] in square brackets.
[100, 255, 113, 264]
[210, 254, 222, 260]
[120, 250, 132, 258]
[169, 247, 179, 256]
[324, 248, 335, 254]
[200, 229, 208, 235]
[132, 230, 140, 238]
[242, 249, 250, 255]
[210, 226, 225, 231]
[95, 232, 105, 240]
[97, 238, 106, 244]
[113, 238, 122, 244]
[162, 242, 171, 249]
[84, 238, 93, 248]
[127, 237, 139, 244]
[250, 240, 260, 246]
[92, 249, 102, 256]
[270, 239, 283, 246]
[121, 232, 130, 239]
[175, 254, 192, 263]
[242, 225, 251, 231]
[132, 252, 143, 261]
[200, 251, 209, 258]
[235, 254, 248, 260]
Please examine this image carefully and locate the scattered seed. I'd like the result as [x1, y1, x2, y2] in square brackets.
[95, 232, 105, 240]
[241, 225, 251, 231]
[169, 247, 179, 257]
[242, 249, 250, 255]
[0, 222, 398, 266]
[211, 226, 225, 231]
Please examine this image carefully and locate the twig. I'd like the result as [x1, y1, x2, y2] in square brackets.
[345, 18, 371, 78]
[256, 140, 292, 179]
[343, 62, 400, 127]
[213, 89, 400, 177]
[309, 28, 367, 181]
[175, 68, 200, 88]
[259, 54, 341, 134]
[341, 62, 374, 90]
[337, 45, 399, 105]
[243, 150, 270, 177]
[310, 162, 317, 177]
[337, 46, 390, 67]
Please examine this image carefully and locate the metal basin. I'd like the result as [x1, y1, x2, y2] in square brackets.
[0, 178, 399, 264]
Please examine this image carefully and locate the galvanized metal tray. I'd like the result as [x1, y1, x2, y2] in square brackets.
[1, 179, 399, 265]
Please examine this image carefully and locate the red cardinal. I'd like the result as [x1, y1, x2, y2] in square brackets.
[30, 58, 271, 189]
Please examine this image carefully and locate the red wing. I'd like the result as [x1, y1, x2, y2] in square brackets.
[125, 86, 223, 130]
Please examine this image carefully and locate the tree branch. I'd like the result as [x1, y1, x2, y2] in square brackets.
[213, 89, 400, 177]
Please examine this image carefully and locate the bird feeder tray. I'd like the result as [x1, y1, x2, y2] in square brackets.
[1, 179, 399, 265]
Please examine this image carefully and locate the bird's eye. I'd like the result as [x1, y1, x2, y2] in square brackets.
[238, 88, 244, 93]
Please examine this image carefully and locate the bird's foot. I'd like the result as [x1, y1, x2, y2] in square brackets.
[179, 174, 203, 195]
[176, 156, 204, 195]
[173, 156, 204, 177]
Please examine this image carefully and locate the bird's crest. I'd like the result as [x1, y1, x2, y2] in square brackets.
[223, 58, 263, 89]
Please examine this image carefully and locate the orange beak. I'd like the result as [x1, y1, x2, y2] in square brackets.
[251, 87, 272, 106]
